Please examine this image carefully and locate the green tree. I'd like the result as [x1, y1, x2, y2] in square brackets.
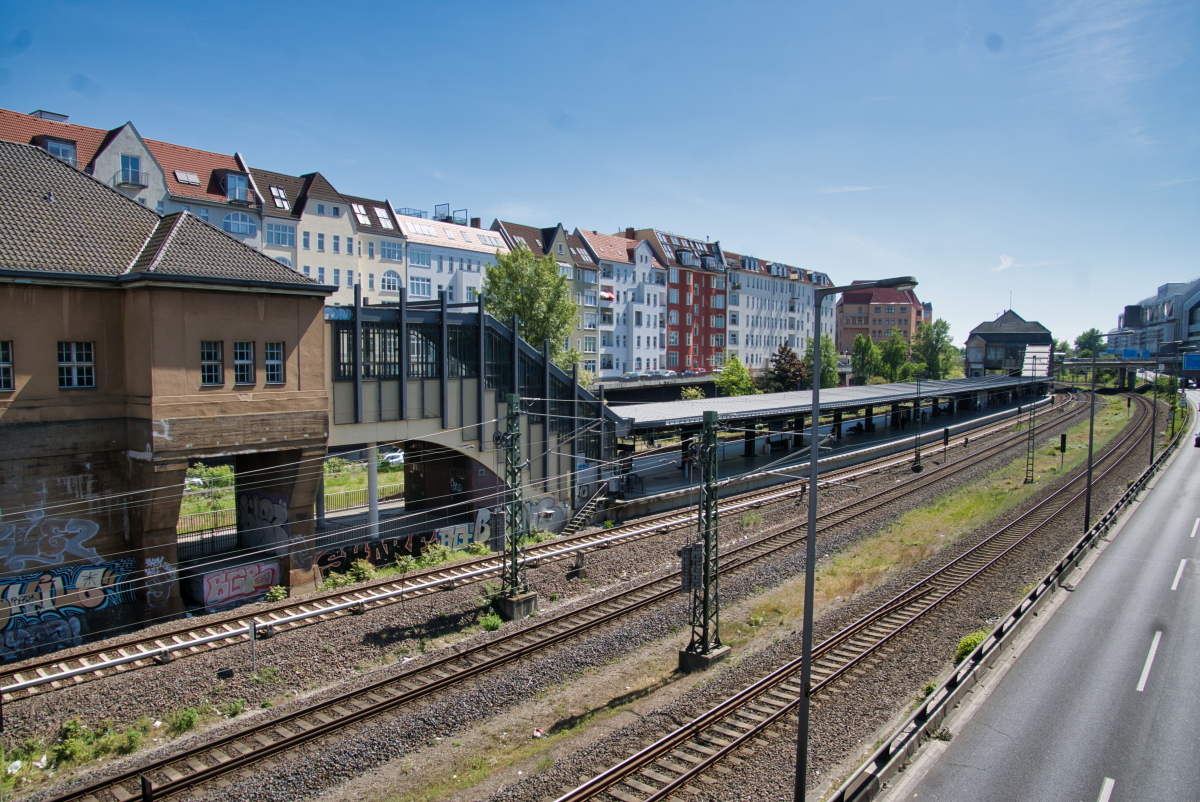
[850, 334, 878, 385]
[483, 245, 578, 368]
[878, 330, 911, 382]
[1074, 328, 1104, 355]
[759, 343, 806, 393]
[912, 319, 954, 380]
[715, 353, 759, 396]
[680, 386, 706, 400]
[800, 334, 839, 389]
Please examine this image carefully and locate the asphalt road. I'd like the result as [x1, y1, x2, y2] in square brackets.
[899, 392, 1200, 802]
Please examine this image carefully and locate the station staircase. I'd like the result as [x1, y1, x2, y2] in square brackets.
[558, 483, 608, 539]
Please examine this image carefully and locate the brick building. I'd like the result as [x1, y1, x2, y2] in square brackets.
[0, 142, 332, 657]
[836, 284, 926, 352]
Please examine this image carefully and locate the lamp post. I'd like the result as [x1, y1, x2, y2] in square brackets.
[795, 275, 917, 801]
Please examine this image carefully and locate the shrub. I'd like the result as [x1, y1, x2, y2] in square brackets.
[222, 699, 246, 718]
[417, 543, 451, 568]
[921, 681, 936, 698]
[740, 512, 763, 528]
[264, 585, 288, 602]
[954, 630, 989, 664]
[321, 573, 354, 591]
[324, 457, 352, 474]
[602, 520, 616, 529]
[467, 541, 490, 556]
[166, 708, 198, 737]
[348, 559, 376, 582]
[394, 555, 416, 573]
[479, 612, 503, 632]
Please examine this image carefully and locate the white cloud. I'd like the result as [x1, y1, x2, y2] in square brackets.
[1156, 177, 1200, 187]
[995, 254, 1015, 271]
[993, 254, 1065, 272]
[816, 186, 871, 194]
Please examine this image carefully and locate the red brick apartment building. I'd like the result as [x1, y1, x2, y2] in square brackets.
[837, 284, 925, 352]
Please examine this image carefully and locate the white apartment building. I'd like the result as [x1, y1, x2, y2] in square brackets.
[396, 213, 509, 304]
[725, 252, 836, 370]
[576, 230, 666, 378]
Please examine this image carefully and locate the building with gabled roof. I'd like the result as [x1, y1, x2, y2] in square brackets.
[396, 212, 508, 306]
[0, 140, 334, 643]
[836, 283, 925, 354]
[964, 310, 1053, 377]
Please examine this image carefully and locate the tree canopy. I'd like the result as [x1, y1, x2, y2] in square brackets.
[801, 334, 840, 389]
[483, 246, 578, 366]
[758, 343, 806, 393]
[878, 330, 911, 383]
[715, 353, 759, 396]
[850, 334, 878, 385]
[911, 319, 954, 379]
[1075, 328, 1105, 355]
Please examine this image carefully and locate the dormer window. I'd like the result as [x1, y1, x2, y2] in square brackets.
[352, 204, 371, 225]
[223, 172, 249, 203]
[46, 138, 77, 167]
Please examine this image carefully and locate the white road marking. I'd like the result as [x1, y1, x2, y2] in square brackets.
[1191, 518, 1199, 538]
[1097, 777, 1115, 802]
[1137, 631, 1163, 692]
[1172, 559, 1187, 591]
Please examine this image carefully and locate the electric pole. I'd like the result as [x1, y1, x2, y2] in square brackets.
[679, 410, 728, 671]
[494, 393, 535, 618]
[1024, 355, 1037, 484]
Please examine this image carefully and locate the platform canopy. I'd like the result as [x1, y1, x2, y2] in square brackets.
[611, 375, 1047, 430]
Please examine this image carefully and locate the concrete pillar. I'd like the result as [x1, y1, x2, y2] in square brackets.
[891, 403, 901, 428]
[744, 426, 756, 458]
[833, 410, 843, 438]
[794, 415, 806, 448]
[931, 397, 940, 417]
[368, 442, 379, 540]
[865, 405, 875, 432]
[316, 475, 326, 527]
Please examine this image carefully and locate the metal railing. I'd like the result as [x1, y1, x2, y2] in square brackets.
[118, 168, 148, 187]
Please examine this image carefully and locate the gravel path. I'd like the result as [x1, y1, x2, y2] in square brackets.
[17, 395, 1095, 801]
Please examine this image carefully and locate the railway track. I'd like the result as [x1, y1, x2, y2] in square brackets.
[41, 393, 1090, 802]
[554, 393, 1154, 802]
[0, 395, 1080, 700]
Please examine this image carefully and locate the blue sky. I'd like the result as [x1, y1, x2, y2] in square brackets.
[1, 0, 1196, 347]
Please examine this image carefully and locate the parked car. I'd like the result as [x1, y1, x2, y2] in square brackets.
[694, 367, 707, 375]
[620, 371, 642, 382]
[660, 370, 678, 378]
[712, 368, 723, 375]
[647, 370, 666, 379]
[682, 369, 696, 377]
[383, 452, 404, 466]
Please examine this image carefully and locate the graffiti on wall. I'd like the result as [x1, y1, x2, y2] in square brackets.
[316, 533, 423, 575]
[0, 512, 104, 574]
[201, 561, 280, 610]
[0, 559, 137, 660]
[237, 491, 313, 569]
[143, 556, 177, 609]
[524, 495, 568, 531]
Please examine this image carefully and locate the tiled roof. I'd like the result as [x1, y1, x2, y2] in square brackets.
[249, 167, 306, 221]
[969, 310, 1051, 336]
[144, 138, 247, 205]
[496, 221, 552, 257]
[0, 108, 113, 169]
[301, 172, 342, 203]
[399, 213, 509, 255]
[130, 212, 320, 286]
[342, 193, 403, 239]
[576, 230, 635, 265]
[566, 234, 593, 265]
[0, 141, 325, 292]
[839, 287, 921, 306]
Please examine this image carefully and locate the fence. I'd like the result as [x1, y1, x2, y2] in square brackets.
[176, 482, 404, 560]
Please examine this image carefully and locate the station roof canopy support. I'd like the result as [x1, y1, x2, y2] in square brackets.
[612, 375, 1050, 431]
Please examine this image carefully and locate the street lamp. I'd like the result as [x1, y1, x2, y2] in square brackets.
[796, 275, 917, 801]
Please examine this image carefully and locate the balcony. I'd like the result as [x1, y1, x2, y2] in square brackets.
[117, 168, 148, 189]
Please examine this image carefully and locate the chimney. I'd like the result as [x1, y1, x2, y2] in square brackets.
[625, 227, 635, 240]
[470, 217, 481, 228]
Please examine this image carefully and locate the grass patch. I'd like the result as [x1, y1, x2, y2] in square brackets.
[747, 397, 1130, 630]
[955, 630, 989, 663]
[479, 612, 503, 632]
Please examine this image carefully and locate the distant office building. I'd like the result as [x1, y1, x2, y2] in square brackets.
[1106, 281, 1200, 357]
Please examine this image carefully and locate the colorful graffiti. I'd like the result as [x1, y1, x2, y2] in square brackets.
[0, 560, 137, 660]
[316, 533, 423, 575]
[236, 490, 313, 568]
[201, 561, 280, 610]
[143, 556, 177, 609]
[0, 512, 104, 573]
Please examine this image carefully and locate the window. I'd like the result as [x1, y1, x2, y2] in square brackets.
[347, 237, 354, 255]
[584, 336, 597, 353]
[714, 315, 725, 328]
[584, 313, 598, 329]
[410, 249, 432, 268]
[438, 256, 444, 272]
[730, 332, 739, 345]
[669, 288, 679, 304]
[333, 235, 340, 254]
[477, 233, 504, 248]
[265, 222, 295, 246]
[57, 342, 94, 388]
[635, 311, 643, 327]
[265, 342, 284, 384]
[346, 270, 354, 287]
[669, 310, 679, 325]
[467, 286, 479, 302]
[222, 212, 256, 236]
[224, 173, 249, 202]
[381, 240, 403, 261]
[333, 268, 340, 286]
[712, 295, 725, 309]
[886, 306, 895, 313]
[0, 341, 12, 390]
[200, 341, 223, 386]
[410, 276, 432, 297]
[368, 273, 375, 290]
[730, 311, 739, 325]
[317, 204, 325, 215]
[196, 207, 208, 223]
[234, 342, 254, 384]
[269, 185, 290, 210]
[668, 351, 679, 366]
[303, 231, 310, 249]
[557, 243, 564, 254]
[352, 203, 371, 225]
[331, 206, 340, 217]
[303, 265, 310, 276]
[317, 233, 325, 252]
[368, 241, 375, 259]
[318, 267, 326, 283]
[46, 139, 77, 166]
[381, 270, 401, 291]
[584, 290, 597, 306]
[669, 331, 679, 346]
[374, 208, 393, 229]
[120, 154, 142, 185]
[156, 201, 164, 214]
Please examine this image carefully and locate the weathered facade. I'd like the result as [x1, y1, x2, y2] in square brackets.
[0, 142, 332, 657]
